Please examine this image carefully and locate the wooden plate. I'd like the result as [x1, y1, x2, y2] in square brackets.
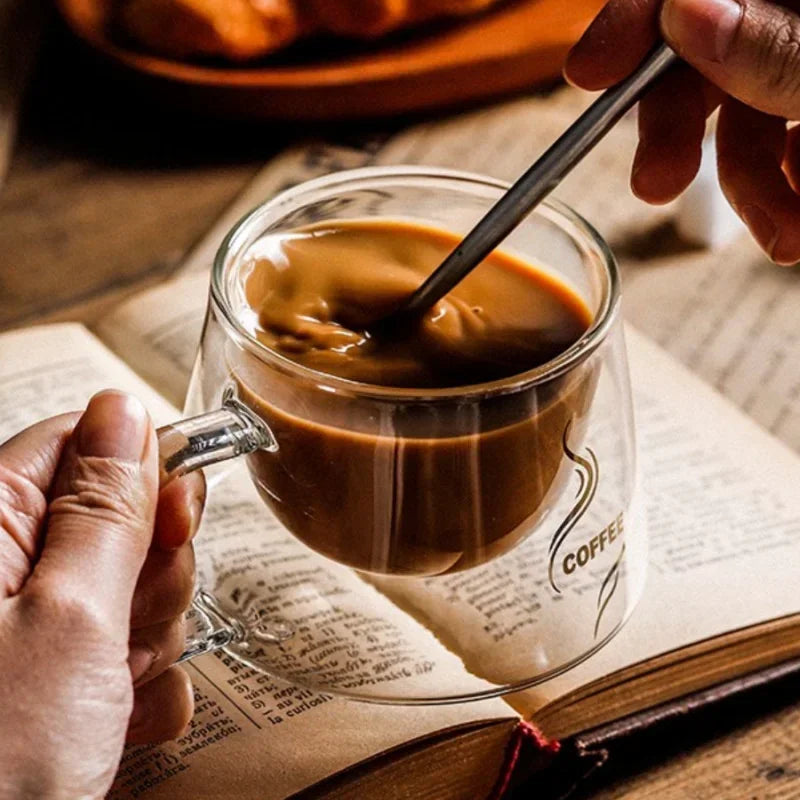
[56, 0, 604, 120]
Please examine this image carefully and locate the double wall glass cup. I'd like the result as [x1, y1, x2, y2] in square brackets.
[156, 167, 647, 703]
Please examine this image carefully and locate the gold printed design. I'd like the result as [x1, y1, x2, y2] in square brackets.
[548, 421, 598, 594]
[594, 543, 625, 639]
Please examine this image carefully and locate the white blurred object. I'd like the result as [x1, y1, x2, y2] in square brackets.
[674, 134, 745, 249]
[0, 0, 44, 189]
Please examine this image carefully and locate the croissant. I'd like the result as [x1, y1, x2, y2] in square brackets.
[116, 0, 504, 61]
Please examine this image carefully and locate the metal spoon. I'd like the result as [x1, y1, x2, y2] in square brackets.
[380, 42, 679, 325]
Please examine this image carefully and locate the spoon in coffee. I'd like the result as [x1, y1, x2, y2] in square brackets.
[377, 42, 679, 328]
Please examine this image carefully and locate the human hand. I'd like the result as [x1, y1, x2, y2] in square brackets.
[0, 391, 204, 799]
[566, 0, 800, 264]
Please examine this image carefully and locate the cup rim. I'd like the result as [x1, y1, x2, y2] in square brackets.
[211, 166, 620, 401]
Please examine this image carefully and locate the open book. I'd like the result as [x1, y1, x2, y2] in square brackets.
[3, 90, 800, 799]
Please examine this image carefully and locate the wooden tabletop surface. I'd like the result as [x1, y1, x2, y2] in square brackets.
[4, 21, 800, 800]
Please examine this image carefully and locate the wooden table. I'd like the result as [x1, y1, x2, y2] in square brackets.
[5, 22, 800, 800]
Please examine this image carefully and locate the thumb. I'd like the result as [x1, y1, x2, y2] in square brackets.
[661, 0, 800, 119]
[29, 391, 158, 633]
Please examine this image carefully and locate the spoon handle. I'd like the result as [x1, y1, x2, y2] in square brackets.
[400, 43, 679, 316]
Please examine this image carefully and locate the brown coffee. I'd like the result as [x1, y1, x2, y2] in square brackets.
[240, 220, 590, 387]
[234, 219, 595, 576]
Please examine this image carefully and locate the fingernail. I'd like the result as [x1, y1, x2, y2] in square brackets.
[662, 0, 743, 63]
[740, 205, 780, 259]
[128, 645, 156, 685]
[562, 63, 580, 89]
[77, 391, 150, 462]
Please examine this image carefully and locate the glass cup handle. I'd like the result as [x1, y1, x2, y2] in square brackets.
[156, 397, 277, 488]
[156, 400, 290, 663]
[179, 589, 244, 662]
[178, 588, 295, 664]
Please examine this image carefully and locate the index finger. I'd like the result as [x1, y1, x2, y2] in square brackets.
[0, 413, 80, 596]
[565, 0, 662, 89]
[0, 412, 80, 495]
[717, 100, 800, 265]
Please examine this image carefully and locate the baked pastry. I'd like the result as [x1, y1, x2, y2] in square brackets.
[115, 0, 505, 61]
[116, 0, 301, 61]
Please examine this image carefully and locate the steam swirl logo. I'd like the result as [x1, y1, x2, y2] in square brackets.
[549, 422, 625, 639]
[548, 423, 598, 594]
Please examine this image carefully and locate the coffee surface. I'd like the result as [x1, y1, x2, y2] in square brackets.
[241, 220, 591, 388]
[235, 219, 596, 576]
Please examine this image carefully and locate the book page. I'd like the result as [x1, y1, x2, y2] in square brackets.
[94, 143, 377, 407]
[624, 238, 800, 452]
[94, 273, 208, 409]
[0, 323, 179, 433]
[0, 323, 510, 800]
[368, 327, 800, 705]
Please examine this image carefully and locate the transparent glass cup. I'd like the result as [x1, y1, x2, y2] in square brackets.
[159, 167, 646, 703]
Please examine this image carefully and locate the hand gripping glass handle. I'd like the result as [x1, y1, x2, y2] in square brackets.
[155, 399, 293, 663]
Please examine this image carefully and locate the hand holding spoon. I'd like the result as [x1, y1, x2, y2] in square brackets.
[378, 43, 679, 327]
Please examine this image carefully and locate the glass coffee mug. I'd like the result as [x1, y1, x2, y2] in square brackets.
[158, 167, 647, 703]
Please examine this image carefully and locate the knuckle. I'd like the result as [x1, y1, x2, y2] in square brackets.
[49, 456, 149, 531]
[22, 581, 120, 644]
[0, 464, 46, 555]
[760, 17, 800, 98]
[158, 616, 188, 663]
[129, 668, 194, 743]
[131, 617, 187, 679]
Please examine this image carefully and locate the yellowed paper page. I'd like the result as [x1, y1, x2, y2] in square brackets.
[0, 323, 178, 431]
[624, 238, 800, 451]
[95, 273, 208, 408]
[0, 323, 509, 799]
